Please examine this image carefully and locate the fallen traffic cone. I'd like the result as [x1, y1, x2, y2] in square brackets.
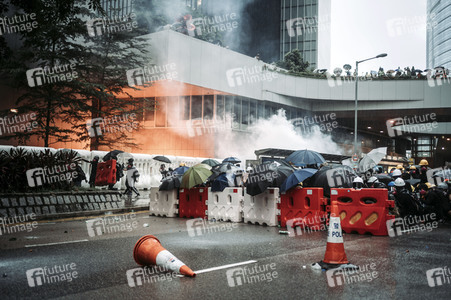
[133, 235, 196, 277]
[311, 200, 357, 271]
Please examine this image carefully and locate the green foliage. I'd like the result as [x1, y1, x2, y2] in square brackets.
[276, 49, 310, 74]
[0, 148, 82, 193]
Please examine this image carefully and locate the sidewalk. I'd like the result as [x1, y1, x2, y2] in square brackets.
[0, 188, 152, 222]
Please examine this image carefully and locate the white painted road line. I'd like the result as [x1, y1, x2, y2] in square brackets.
[25, 239, 89, 248]
[177, 260, 258, 277]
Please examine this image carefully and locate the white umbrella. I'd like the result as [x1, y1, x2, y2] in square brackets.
[358, 147, 387, 173]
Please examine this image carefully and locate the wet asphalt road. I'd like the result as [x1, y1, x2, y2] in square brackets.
[0, 212, 450, 300]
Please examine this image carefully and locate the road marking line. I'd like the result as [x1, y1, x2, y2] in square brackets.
[25, 239, 89, 248]
[177, 260, 258, 277]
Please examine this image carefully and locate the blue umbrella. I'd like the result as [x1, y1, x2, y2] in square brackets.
[173, 166, 189, 175]
[222, 157, 241, 164]
[285, 150, 325, 167]
[211, 173, 231, 192]
[280, 168, 318, 192]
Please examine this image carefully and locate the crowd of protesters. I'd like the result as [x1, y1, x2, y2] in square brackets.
[355, 159, 451, 223]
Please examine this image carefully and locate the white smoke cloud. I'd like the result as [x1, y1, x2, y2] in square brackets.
[215, 109, 342, 162]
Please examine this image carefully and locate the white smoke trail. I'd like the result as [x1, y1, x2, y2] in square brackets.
[215, 109, 342, 162]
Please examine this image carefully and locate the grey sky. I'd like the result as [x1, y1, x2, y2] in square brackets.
[330, 0, 428, 74]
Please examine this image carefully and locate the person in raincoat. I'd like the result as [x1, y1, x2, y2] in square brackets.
[124, 158, 140, 198]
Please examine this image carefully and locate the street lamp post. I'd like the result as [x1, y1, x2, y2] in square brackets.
[354, 53, 387, 157]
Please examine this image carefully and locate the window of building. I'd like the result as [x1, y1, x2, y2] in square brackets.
[225, 95, 234, 117]
[233, 97, 241, 129]
[242, 98, 249, 129]
[180, 96, 190, 120]
[167, 96, 179, 127]
[204, 95, 214, 120]
[191, 96, 202, 120]
[216, 95, 225, 120]
[155, 97, 166, 127]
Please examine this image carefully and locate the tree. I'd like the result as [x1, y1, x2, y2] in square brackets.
[1, 0, 150, 151]
[276, 49, 310, 74]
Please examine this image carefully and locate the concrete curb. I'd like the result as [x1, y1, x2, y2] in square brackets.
[34, 205, 149, 221]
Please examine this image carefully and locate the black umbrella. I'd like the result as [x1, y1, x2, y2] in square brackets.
[159, 174, 181, 191]
[103, 150, 124, 161]
[211, 173, 230, 192]
[245, 162, 293, 196]
[304, 165, 357, 197]
[285, 150, 325, 167]
[267, 164, 294, 187]
[153, 155, 171, 163]
[222, 157, 241, 164]
[374, 174, 393, 185]
[201, 159, 220, 167]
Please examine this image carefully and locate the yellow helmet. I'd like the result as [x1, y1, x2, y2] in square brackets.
[180, 163, 186, 166]
[396, 164, 403, 169]
[409, 165, 416, 170]
[419, 159, 429, 166]
[425, 182, 435, 189]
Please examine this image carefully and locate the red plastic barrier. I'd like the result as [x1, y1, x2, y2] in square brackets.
[179, 187, 208, 218]
[330, 188, 395, 236]
[95, 159, 117, 186]
[279, 187, 328, 230]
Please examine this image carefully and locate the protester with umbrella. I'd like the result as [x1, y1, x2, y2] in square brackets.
[280, 168, 317, 193]
[181, 164, 212, 189]
[285, 150, 325, 168]
[201, 159, 220, 167]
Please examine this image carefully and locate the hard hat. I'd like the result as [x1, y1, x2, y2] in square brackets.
[437, 182, 448, 190]
[409, 165, 416, 170]
[425, 182, 434, 189]
[392, 169, 402, 177]
[396, 164, 403, 169]
[368, 176, 378, 183]
[352, 177, 363, 189]
[388, 181, 395, 187]
[353, 177, 363, 183]
[394, 178, 405, 187]
[419, 159, 429, 166]
[180, 163, 186, 167]
[246, 167, 253, 172]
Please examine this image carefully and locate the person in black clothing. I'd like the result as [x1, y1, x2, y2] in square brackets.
[409, 166, 420, 179]
[393, 178, 419, 218]
[367, 176, 387, 189]
[419, 167, 428, 183]
[72, 162, 86, 187]
[425, 183, 451, 221]
[83, 156, 99, 188]
[160, 164, 168, 181]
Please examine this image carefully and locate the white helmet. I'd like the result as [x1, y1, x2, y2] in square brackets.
[394, 178, 405, 187]
[392, 169, 402, 177]
[368, 176, 378, 184]
[352, 177, 363, 189]
[353, 177, 363, 183]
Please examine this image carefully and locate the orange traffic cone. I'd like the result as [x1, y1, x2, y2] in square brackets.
[133, 235, 196, 277]
[311, 200, 356, 270]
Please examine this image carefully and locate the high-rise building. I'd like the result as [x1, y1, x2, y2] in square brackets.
[198, 0, 330, 68]
[280, 0, 331, 69]
[427, 0, 451, 68]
